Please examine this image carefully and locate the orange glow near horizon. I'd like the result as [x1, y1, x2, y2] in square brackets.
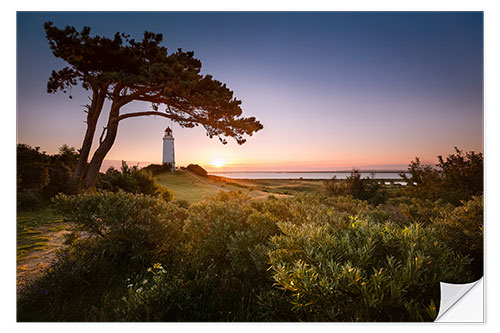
[209, 157, 227, 168]
[16, 13, 483, 175]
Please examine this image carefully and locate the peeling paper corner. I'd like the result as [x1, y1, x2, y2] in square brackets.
[435, 277, 484, 322]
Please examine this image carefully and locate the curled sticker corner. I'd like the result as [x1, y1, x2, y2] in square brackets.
[435, 277, 483, 322]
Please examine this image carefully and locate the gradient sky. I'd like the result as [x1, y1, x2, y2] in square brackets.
[17, 12, 483, 171]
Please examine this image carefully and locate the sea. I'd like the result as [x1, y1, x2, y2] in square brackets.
[209, 171, 407, 180]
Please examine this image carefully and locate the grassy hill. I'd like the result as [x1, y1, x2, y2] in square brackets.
[154, 171, 325, 203]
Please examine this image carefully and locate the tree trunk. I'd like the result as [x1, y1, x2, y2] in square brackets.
[72, 88, 107, 183]
[83, 103, 121, 188]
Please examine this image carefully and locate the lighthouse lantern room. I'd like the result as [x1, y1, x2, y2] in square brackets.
[162, 126, 175, 170]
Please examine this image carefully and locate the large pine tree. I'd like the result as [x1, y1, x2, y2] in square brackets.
[45, 22, 263, 187]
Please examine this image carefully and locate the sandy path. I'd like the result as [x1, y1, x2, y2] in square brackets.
[17, 226, 71, 293]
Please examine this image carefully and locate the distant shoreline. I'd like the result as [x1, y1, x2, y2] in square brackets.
[208, 171, 408, 181]
[209, 170, 407, 174]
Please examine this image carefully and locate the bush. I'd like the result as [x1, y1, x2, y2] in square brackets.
[431, 195, 483, 279]
[185, 164, 208, 177]
[99, 161, 173, 202]
[18, 191, 187, 321]
[18, 191, 481, 322]
[105, 192, 279, 321]
[17, 143, 79, 208]
[324, 170, 387, 206]
[141, 163, 173, 176]
[323, 176, 350, 196]
[111, 263, 195, 321]
[17, 189, 44, 210]
[401, 148, 483, 205]
[17, 144, 51, 192]
[53, 191, 184, 266]
[266, 217, 473, 321]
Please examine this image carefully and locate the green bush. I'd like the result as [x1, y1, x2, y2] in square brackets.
[17, 144, 51, 193]
[324, 170, 387, 206]
[266, 217, 473, 321]
[431, 195, 483, 279]
[17, 143, 79, 207]
[18, 191, 481, 322]
[99, 161, 173, 202]
[323, 176, 350, 196]
[141, 163, 173, 176]
[105, 192, 279, 321]
[53, 191, 184, 266]
[110, 263, 195, 321]
[401, 148, 483, 205]
[18, 191, 188, 321]
[17, 189, 45, 210]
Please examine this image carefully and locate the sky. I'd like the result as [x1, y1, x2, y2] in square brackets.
[17, 11, 483, 172]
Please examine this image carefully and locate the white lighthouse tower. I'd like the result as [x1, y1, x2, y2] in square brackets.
[162, 126, 175, 170]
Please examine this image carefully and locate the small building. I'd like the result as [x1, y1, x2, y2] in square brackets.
[162, 126, 175, 170]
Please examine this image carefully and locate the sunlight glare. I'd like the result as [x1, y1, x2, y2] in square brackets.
[210, 157, 226, 168]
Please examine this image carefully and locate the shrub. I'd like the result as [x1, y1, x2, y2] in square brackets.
[110, 263, 195, 321]
[53, 191, 184, 266]
[323, 176, 350, 196]
[141, 163, 173, 176]
[17, 144, 51, 192]
[99, 161, 173, 202]
[431, 195, 483, 279]
[401, 148, 483, 205]
[18, 190, 481, 322]
[110, 192, 280, 321]
[17, 189, 44, 210]
[266, 217, 473, 321]
[185, 164, 208, 177]
[17, 143, 79, 207]
[18, 191, 188, 321]
[324, 170, 387, 206]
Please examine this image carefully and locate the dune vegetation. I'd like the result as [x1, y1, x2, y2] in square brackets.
[16, 146, 483, 322]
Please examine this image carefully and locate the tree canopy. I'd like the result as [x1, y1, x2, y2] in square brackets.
[44, 22, 263, 186]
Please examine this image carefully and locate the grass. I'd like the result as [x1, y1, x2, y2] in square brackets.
[155, 171, 228, 202]
[17, 206, 66, 263]
[155, 171, 325, 203]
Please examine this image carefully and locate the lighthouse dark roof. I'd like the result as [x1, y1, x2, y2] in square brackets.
[165, 126, 172, 134]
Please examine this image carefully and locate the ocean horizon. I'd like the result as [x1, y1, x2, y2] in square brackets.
[209, 171, 408, 180]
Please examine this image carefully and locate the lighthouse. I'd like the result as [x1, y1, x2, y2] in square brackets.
[162, 126, 175, 170]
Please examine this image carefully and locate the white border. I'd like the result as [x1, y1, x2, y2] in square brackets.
[4, 1, 499, 332]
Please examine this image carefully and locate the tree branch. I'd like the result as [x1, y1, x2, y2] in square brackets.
[119, 111, 179, 122]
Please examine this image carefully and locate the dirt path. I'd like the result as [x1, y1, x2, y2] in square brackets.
[17, 226, 71, 293]
[185, 170, 230, 192]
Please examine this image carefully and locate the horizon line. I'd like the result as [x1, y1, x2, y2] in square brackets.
[208, 170, 408, 174]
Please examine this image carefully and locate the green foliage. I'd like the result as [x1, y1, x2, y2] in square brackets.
[98, 161, 173, 202]
[17, 191, 187, 321]
[17, 144, 50, 193]
[17, 143, 79, 209]
[401, 148, 483, 205]
[267, 218, 472, 321]
[53, 191, 185, 267]
[324, 169, 387, 206]
[185, 164, 208, 177]
[323, 176, 350, 196]
[44, 22, 263, 145]
[18, 191, 481, 322]
[431, 195, 483, 279]
[141, 163, 173, 176]
[111, 264, 195, 321]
